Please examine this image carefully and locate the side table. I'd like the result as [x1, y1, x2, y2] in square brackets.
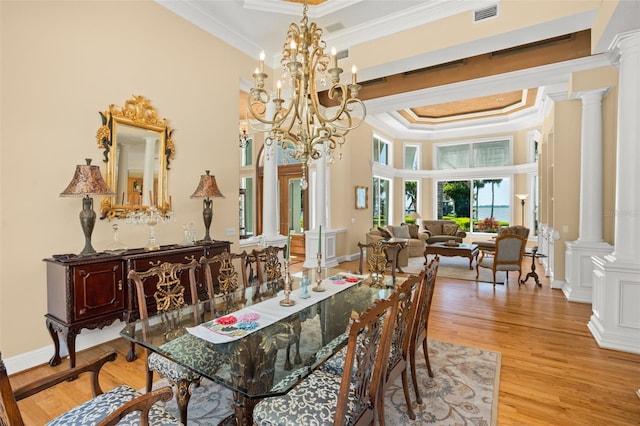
[520, 248, 547, 287]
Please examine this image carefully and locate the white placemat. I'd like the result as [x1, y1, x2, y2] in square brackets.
[187, 273, 366, 344]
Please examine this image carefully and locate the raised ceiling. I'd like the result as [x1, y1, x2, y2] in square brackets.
[158, 0, 606, 137]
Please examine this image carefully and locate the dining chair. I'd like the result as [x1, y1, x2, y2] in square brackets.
[200, 250, 249, 315]
[319, 274, 422, 424]
[377, 272, 423, 423]
[252, 245, 287, 295]
[475, 233, 527, 286]
[409, 255, 440, 405]
[0, 351, 181, 425]
[358, 240, 401, 285]
[252, 293, 399, 425]
[128, 258, 213, 424]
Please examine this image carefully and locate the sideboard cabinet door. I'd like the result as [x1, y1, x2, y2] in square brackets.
[72, 262, 124, 321]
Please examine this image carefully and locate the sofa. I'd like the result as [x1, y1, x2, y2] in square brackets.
[365, 224, 428, 267]
[422, 219, 467, 244]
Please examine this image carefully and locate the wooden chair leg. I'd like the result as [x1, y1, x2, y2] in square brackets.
[175, 379, 192, 425]
[401, 369, 416, 420]
[410, 344, 422, 405]
[492, 270, 497, 287]
[146, 367, 153, 392]
[422, 338, 433, 378]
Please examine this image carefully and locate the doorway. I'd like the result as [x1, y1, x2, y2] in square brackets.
[257, 162, 309, 259]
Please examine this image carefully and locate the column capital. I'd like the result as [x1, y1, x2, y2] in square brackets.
[574, 88, 609, 102]
[608, 29, 640, 66]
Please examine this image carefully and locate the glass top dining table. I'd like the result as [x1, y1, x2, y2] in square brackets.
[119, 267, 395, 425]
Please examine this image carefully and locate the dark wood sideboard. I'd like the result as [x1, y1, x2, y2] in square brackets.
[44, 241, 230, 368]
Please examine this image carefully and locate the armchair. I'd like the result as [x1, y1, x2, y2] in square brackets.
[473, 225, 529, 254]
[475, 234, 527, 286]
[0, 351, 181, 425]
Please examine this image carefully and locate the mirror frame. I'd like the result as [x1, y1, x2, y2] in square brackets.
[96, 95, 175, 219]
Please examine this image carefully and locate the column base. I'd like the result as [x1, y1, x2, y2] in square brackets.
[589, 255, 640, 354]
[303, 229, 338, 269]
[262, 234, 287, 251]
[563, 240, 613, 303]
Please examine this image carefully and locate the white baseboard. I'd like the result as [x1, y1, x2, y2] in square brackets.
[4, 321, 124, 375]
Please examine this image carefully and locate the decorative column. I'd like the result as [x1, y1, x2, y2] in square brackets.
[590, 31, 640, 354]
[261, 102, 287, 249]
[142, 137, 157, 206]
[304, 151, 338, 268]
[564, 89, 614, 302]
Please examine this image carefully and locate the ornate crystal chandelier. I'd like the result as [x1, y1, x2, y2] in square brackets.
[247, 0, 366, 189]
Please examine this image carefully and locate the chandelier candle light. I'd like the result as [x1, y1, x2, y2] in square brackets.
[246, 0, 366, 189]
[190, 170, 225, 242]
[60, 158, 116, 256]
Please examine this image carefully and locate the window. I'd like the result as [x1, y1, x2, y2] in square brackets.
[437, 177, 511, 232]
[373, 135, 390, 166]
[436, 139, 510, 170]
[372, 177, 390, 227]
[404, 179, 418, 219]
[403, 144, 420, 170]
[241, 138, 253, 166]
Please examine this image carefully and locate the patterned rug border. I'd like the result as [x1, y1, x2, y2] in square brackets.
[150, 338, 501, 425]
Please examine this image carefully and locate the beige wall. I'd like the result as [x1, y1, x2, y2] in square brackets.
[0, 0, 625, 366]
[350, 0, 601, 73]
[341, 121, 376, 257]
[0, 0, 256, 357]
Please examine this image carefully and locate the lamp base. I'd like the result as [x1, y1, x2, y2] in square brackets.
[78, 196, 97, 256]
[202, 199, 213, 242]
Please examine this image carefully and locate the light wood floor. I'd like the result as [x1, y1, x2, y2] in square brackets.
[8, 258, 640, 425]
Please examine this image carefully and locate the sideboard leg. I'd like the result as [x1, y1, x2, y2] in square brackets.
[46, 319, 61, 367]
[64, 330, 78, 369]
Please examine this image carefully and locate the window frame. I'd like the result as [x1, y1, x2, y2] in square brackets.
[403, 142, 421, 170]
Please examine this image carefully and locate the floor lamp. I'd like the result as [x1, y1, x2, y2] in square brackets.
[516, 193, 528, 226]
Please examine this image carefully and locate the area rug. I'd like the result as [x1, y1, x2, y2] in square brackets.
[151, 338, 500, 425]
[403, 255, 507, 284]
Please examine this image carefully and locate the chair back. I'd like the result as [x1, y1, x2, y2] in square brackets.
[335, 294, 399, 425]
[200, 250, 248, 314]
[358, 240, 400, 286]
[127, 258, 199, 320]
[0, 353, 24, 426]
[494, 234, 527, 267]
[497, 225, 530, 240]
[411, 256, 440, 350]
[388, 273, 422, 372]
[253, 245, 287, 293]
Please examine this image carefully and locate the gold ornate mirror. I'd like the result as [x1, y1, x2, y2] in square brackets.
[96, 95, 175, 219]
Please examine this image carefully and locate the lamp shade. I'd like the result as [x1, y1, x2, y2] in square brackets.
[408, 212, 421, 220]
[515, 193, 528, 201]
[60, 159, 115, 197]
[190, 170, 225, 199]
